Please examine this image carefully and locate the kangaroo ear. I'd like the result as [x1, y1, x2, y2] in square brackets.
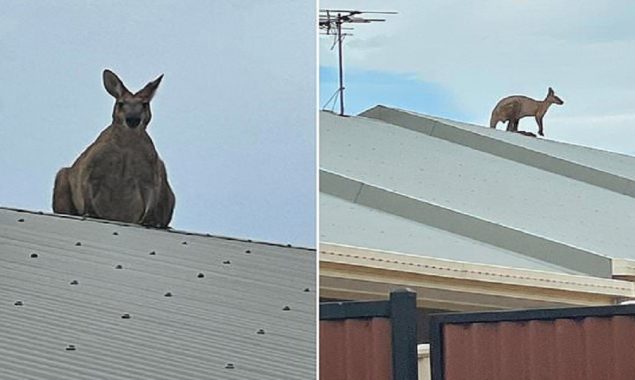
[136, 74, 164, 101]
[548, 87, 554, 95]
[103, 69, 130, 98]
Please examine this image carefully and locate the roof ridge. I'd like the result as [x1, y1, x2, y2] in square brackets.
[357, 106, 635, 198]
[0, 206, 315, 251]
[380, 106, 635, 155]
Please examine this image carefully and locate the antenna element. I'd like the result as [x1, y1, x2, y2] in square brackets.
[319, 9, 396, 116]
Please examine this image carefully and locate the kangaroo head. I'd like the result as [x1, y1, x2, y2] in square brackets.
[103, 69, 163, 131]
[546, 87, 564, 105]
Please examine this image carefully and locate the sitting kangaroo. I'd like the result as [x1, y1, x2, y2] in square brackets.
[490, 87, 564, 137]
[53, 69, 175, 228]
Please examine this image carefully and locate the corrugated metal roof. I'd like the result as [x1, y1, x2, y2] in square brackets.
[0, 207, 315, 379]
[320, 108, 635, 276]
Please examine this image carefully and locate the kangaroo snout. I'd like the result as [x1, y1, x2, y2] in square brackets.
[126, 116, 141, 128]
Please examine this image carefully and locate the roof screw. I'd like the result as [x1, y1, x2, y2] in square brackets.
[164, 292, 173, 297]
[182, 241, 188, 245]
[225, 363, 235, 369]
[14, 301, 23, 306]
[304, 288, 310, 292]
[112, 232, 119, 236]
[121, 313, 131, 319]
[286, 244, 292, 247]
[70, 280, 79, 285]
[17, 218, 24, 223]
[115, 264, 123, 269]
[149, 251, 156, 255]
[75, 242, 82, 246]
[256, 329, 265, 335]
[282, 306, 291, 311]
[30, 253, 38, 258]
[222, 260, 231, 265]
[245, 250, 251, 254]
[65, 344, 76, 351]
[197, 273, 205, 278]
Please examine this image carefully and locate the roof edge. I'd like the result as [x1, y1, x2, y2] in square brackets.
[612, 258, 635, 279]
[320, 243, 635, 298]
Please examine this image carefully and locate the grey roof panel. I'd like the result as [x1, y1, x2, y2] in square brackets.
[321, 194, 580, 274]
[362, 106, 635, 182]
[0, 207, 315, 379]
[319, 110, 635, 269]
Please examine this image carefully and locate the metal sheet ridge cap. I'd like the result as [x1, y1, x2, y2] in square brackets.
[360, 106, 635, 197]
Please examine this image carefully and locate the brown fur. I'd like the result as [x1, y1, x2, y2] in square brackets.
[490, 87, 564, 136]
[53, 69, 175, 228]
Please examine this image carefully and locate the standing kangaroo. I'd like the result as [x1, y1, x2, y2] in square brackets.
[53, 69, 175, 228]
[490, 87, 564, 136]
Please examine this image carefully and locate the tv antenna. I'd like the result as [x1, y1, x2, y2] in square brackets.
[319, 9, 397, 116]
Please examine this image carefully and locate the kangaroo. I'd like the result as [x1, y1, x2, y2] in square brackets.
[53, 69, 175, 228]
[489, 87, 564, 137]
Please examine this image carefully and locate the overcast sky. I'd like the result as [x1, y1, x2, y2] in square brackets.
[320, 0, 635, 155]
[0, 1, 316, 247]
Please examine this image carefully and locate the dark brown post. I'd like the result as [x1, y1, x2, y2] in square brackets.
[390, 288, 418, 380]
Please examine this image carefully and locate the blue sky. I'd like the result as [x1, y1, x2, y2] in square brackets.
[0, 1, 316, 247]
[320, 0, 635, 155]
[320, 67, 468, 120]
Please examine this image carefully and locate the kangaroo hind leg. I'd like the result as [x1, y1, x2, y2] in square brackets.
[506, 118, 519, 132]
[53, 168, 78, 215]
[505, 102, 522, 132]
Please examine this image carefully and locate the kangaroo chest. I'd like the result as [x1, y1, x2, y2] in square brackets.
[90, 146, 157, 189]
[81, 141, 160, 222]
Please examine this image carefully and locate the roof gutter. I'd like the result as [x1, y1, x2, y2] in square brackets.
[320, 243, 635, 311]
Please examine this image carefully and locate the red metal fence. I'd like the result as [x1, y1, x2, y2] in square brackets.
[320, 289, 418, 380]
[430, 305, 635, 380]
[321, 318, 393, 380]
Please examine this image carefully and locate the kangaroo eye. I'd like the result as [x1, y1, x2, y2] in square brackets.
[116, 101, 124, 107]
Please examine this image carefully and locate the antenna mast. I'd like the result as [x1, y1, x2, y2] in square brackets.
[319, 9, 396, 116]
